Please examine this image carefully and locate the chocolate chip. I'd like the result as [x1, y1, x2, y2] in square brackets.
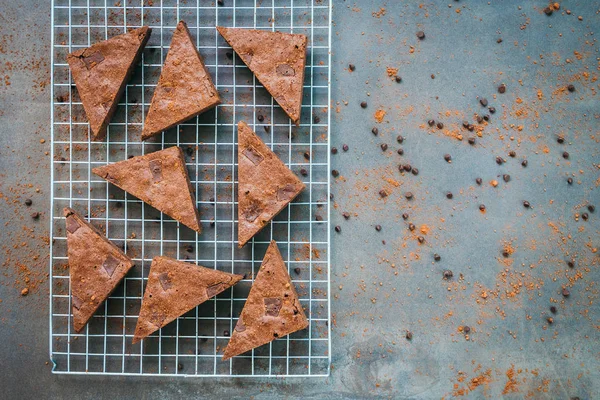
[217, 0, 224, 5]
[294, 267, 301, 275]
[479, 204, 486, 211]
[562, 288, 570, 297]
[463, 326, 471, 333]
[264, 125, 270, 133]
[427, 119, 435, 127]
[397, 148, 404, 155]
[496, 156, 504, 165]
[443, 269, 453, 279]
[186, 245, 194, 253]
[446, 192, 453, 199]
[24, 199, 32, 206]
[31, 212, 40, 219]
[408, 223, 416, 231]
[177, 363, 184, 371]
[567, 84, 575, 92]
[588, 205, 595, 213]
[412, 168, 419, 175]
[416, 31, 425, 39]
[335, 225, 341, 233]
[405, 192, 413, 200]
[224, 330, 230, 337]
[582, 213, 589, 221]
[557, 136, 564, 144]
[550, 306, 557, 313]
[483, 114, 490, 121]
[436, 122, 444, 129]
[468, 137, 476, 145]
[567, 260, 575, 268]
[375, 225, 382, 231]
[348, 63, 355, 71]
[402, 213, 409, 220]
[405, 331, 413, 340]
[502, 250, 510, 258]
[562, 151, 569, 159]
[498, 84, 506, 94]
[360, 101, 368, 108]
[381, 143, 388, 151]
[509, 151, 516, 158]
[476, 178, 482, 185]
[523, 201, 530, 208]
[186, 146, 194, 156]
[497, 38, 503, 43]
[434, 254, 441, 261]
[372, 127, 379, 135]
[301, 169, 309, 177]
[396, 135, 404, 144]
[477, 115, 484, 124]
[417, 236, 425, 243]
[331, 147, 338, 154]
[343, 144, 349, 151]
[479, 98, 488, 107]
[379, 190, 388, 198]
[343, 212, 350, 220]
[395, 76, 402, 83]
[521, 159, 528, 167]
[468, 124, 475, 131]
[462, 121, 470, 128]
[257, 114, 264, 122]
[503, 174, 510, 182]
[331, 169, 339, 177]
[315, 215, 323, 222]
[313, 115, 321, 124]
[303, 151, 310, 160]
[544, 7, 553, 15]
[225, 50, 232, 58]
[488, 106, 496, 114]
[444, 154, 452, 162]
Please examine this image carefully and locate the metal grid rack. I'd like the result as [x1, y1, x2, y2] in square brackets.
[49, 0, 331, 377]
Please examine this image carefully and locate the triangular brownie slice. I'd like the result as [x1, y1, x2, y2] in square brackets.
[217, 27, 307, 125]
[64, 208, 135, 332]
[237, 121, 305, 247]
[133, 256, 243, 343]
[223, 240, 308, 360]
[92, 146, 201, 233]
[67, 27, 151, 141]
[142, 21, 220, 140]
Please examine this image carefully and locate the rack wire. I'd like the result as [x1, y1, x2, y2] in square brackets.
[50, 0, 331, 377]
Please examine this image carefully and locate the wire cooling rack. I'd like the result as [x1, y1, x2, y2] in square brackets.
[50, 0, 331, 377]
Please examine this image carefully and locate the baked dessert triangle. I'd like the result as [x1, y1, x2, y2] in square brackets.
[223, 240, 308, 360]
[92, 146, 201, 233]
[237, 121, 305, 247]
[142, 21, 220, 140]
[67, 27, 151, 140]
[64, 207, 135, 332]
[217, 27, 307, 124]
[133, 256, 242, 343]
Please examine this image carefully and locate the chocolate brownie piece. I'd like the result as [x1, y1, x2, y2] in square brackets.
[67, 27, 151, 141]
[237, 121, 305, 247]
[92, 146, 202, 233]
[142, 21, 220, 140]
[217, 27, 307, 125]
[64, 208, 135, 332]
[133, 256, 242, 343]
[223, 240, 308, 360]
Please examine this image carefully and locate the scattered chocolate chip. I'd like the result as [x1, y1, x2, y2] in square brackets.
[468, 137, 476, 145]
[315, 215, 323, 222]
[31, 212, 40, 219]
[405, 192, 414, 200]
[497, 38, 503, 43]
[468, 124, 475, 131]
[476, 115, 484, 124]
[443, 270, 453, 279]
[403, 164, 412, 172]
[396, 135, 404, 144]
[381, 143, 388, 151]
[446, 192, 453, 199]
[462, 120, 470, 128]
[379, 190, 388, 198]
[523, 201, 530, 208]
[588, 205, 595, 213]
[502, 250, 510, 258]
[427, 119, 435, 127]
[416, 31, 425, 39]
[503, 174, 510, 182]
[444, 154, 452, 162]
[557, 136, 564, 144]
[372, 127, 379, 135]
[186, 245, 193, 253]
[225, 50, 233, 58]
[434, 254, 441, 261]
[408, 223, 416, 231]
[405, 331, 413, 340]
[294, 267, 301, 275]
[375, 225, 382, 231]
[508, 151, 516, 157]
[476, 178, 483, 185]
[402, 213, 409, 220]
[567, 84, 575, 92]
[550, 306, 557, 313]
[544, 7, 553, 15]
[483, 114, 490, 121]
[24, 199, 32, 206]
[343, 212, 350, 220]
[436, 122, 444, 129]
[334, 225, 341, 233]
[257, 114, 264, 122]
[479, 204, 486, 211]
[313, 115, 321, 124]
[417, 236, 425, 243]
[463, 326, 471, 333]
[496, 156, 504, 165]
[397, 148, 404, 155]
[498, 84, 506, 94]
[488, 107, 496, 114]
[582, 213, 588, 221]
[331, 147, 337, 155]
[348, 63, 355, 71]
[178, 363, 184, 371]
[342, 144, 349, 152]
[521, 160, 528, 167]
[224, 330, 230, 337]
[562, 151, 569, 159]
[360, 101, 368, 108]
[431, 74, 435, 79]
[331, 169, 339, 177]
[412, 168, 419, 175]
[217, 0, 224, 5]
[300, 168, 308, 177]
[395, 76, 402, 83]
[186, 146, 194, 156]
[264, 125, 270, 132]
[479, 98, 488, 107]
[303, 151, 310, 160]
[567, 260, 575, 268]
[562, 288, 570, 297]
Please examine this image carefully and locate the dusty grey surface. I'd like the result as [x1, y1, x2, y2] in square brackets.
[1, 1, 599, 399]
